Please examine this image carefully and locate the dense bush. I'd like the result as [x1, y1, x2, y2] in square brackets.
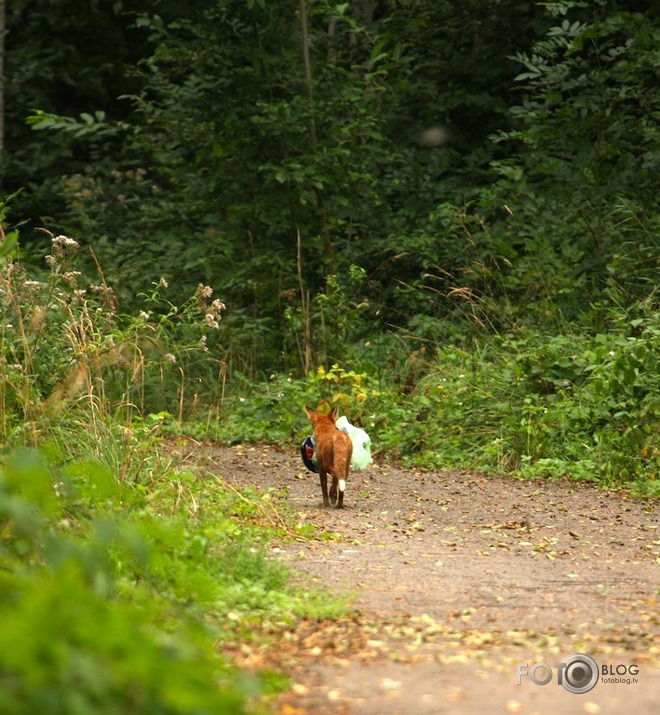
[0, 449, 253, 715]
[5, 2, 655, 380]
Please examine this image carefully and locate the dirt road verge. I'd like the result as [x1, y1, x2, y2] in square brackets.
[201, 443, 659, 714]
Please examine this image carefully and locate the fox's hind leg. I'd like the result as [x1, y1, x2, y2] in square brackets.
[329, 474, 338, 507]
[336, 480, 344, 509]
[319, 468, 330, 507]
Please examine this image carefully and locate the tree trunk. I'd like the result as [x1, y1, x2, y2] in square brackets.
[298, 0, 316, 144]
[298, 0, 331, 256]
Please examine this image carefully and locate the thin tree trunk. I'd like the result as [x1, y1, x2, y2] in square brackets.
[298, 0, 316, 143]
[297, 230, 313, 374]
[298, 0, 332, 256]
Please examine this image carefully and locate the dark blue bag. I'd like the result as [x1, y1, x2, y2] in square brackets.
[300, 435, 318, 472]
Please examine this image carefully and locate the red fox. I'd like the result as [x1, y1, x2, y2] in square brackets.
[305, 405, 353, 508]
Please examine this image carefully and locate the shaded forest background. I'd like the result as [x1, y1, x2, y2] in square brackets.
[1, 0, 659, 486]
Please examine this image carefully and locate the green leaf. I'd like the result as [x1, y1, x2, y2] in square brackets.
[0, 230, 19, 258]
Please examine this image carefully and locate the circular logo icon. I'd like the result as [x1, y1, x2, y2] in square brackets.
[562, 653, 599, 694]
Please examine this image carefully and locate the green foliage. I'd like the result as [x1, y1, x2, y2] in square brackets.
[0, 220, 230, 448]
[207, 307, 659, 497]
[0, 450, 252, 715]
[494, 2, 659, 299]
[0, 425, 349, 713]
[1, 0, 149, 227]
[26, 109, 129, 140]
[5, 0, 554, 373]
[0, 212, 347, 708]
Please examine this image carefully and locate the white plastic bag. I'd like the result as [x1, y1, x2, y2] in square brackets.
[336, 416, 372, 470]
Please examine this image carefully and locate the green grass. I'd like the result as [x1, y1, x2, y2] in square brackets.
[0, 439, 346, 715]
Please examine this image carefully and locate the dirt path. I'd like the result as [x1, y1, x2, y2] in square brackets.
[200, 443, 659, 715]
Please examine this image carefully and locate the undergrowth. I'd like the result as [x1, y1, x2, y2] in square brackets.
[0, 445, 345, 714]
[0, 214, 344, 714]
[192, 318, 660, 498]
[0, 205, 657, 713]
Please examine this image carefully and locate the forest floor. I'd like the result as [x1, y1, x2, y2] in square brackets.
[196, 443, 659, 715]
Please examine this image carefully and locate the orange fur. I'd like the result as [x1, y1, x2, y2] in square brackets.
[305, 405, 353, 508]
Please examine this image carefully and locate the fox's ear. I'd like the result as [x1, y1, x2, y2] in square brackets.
[329, 406, 338, 420]
[305, 406, 315, 418]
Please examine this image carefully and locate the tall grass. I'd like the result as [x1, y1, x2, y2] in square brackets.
[0, 221, 227, 471]
[0, 215, 345, 714]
